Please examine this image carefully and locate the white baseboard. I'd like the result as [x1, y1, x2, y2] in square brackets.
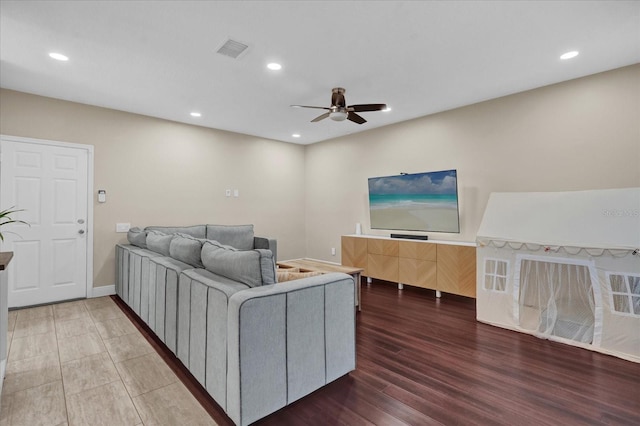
[90, 284, 115, 298]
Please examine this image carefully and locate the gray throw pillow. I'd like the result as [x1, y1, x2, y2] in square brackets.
[201, 240, 275, 287]
[205, 225, 254, 250]
[169, 233, 204, 268]
[146, 230, 174, 256]
[127, 227, 147, 248]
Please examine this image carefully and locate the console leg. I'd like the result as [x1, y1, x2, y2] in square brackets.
[356, 273, 362, 312]
[398, 283, 404, 290]
[436, 290, 442, 298]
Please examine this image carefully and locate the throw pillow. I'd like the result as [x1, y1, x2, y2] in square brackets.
[127, 227, 147, 248]
[201, 240, 275, 287]
[169, 233, 204, 268]
[146, 230, 174, 256]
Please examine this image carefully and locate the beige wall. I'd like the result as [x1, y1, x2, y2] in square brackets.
[0, 89, 307, 287]
[304, 64, 640, 261]
[1, 64, 638, 288]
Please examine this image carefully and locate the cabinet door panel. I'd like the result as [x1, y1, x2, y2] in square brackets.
[367, 254, 398, 282]
[341, 236, 367, 270]
[368, 239, 399, 257]
[437, 245, 476, 297]
[399, 258, 437, 289]
[398, 241, 437, 261]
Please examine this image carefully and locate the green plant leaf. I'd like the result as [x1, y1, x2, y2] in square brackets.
[0, 206, 30, 242]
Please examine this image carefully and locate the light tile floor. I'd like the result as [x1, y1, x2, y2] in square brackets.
[0, 297, 217, 426]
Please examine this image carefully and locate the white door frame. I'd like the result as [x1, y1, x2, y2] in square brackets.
[0, 134, 95, 298]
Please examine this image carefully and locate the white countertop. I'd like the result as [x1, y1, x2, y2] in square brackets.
[344, 234, 476, 247]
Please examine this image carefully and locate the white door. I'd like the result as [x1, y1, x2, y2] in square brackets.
[0, 138, 90, 308]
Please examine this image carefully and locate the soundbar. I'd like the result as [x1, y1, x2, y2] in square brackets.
[390, 234, 428, 241]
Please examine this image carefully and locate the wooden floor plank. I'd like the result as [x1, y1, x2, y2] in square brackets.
[116, 279, 640, 425]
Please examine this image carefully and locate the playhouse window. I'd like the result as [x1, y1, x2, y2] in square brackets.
[484, 259, 508, 292]
[608, 273, 640, 317]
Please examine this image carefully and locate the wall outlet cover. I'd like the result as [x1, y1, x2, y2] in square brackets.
[116, 223, 130, 233]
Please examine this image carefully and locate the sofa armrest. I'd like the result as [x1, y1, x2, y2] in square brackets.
[253, 236, 277, 262]
[226, 273, 355, 426]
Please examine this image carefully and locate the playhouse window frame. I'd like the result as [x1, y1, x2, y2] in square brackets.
[484, 258, 509, 292]
[607, 272, 640, 317]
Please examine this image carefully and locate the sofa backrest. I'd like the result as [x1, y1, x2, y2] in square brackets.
[145, 225, 206, 239]
[206, 225, 254, 250]
[127, 224, 276, 267]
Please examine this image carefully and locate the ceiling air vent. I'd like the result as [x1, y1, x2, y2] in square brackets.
[216, 38, 249, 59]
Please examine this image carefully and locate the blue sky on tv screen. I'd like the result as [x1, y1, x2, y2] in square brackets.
[368, 170, 457, 196]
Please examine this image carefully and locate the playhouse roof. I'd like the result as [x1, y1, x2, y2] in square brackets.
[477, 188, 640, 251]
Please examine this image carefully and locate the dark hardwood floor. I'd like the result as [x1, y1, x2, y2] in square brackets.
[115, 279, 640, 426]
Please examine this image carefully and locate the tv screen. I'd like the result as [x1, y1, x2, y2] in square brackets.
[368, 169, 460, 233]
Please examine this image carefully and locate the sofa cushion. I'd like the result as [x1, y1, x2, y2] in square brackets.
[206, 225, 254, 250]
[146, 230, 174, 255]
[145, 225, 206, 239]
[201, 240, 275, 288]
[169, 233, 204, 268]
[127, 227, 147, 248]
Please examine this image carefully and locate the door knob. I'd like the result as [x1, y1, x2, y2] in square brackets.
[78, 229, 85, 235]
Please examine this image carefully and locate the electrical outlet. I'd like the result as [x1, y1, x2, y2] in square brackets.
[116, 223, 130, 233]
[331, 247, 336, 256]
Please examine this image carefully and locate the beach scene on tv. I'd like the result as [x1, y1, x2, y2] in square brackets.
[368, 170, 460, 233]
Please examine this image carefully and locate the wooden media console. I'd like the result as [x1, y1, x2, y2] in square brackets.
[341, 235, 476, 298]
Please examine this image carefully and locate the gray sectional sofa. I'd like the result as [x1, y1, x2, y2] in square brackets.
[115, 224, 356, 425]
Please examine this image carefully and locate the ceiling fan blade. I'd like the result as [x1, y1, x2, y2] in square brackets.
[349, 103, 387, 112]
[311, 112, 331, 122]
[291, 105, 331, 110]
[347, 112, 367, 124]
[332, 92, 346, 107]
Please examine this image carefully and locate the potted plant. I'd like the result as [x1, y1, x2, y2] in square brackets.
[1, 207, 28, 393]
[0, 207, 28, 242]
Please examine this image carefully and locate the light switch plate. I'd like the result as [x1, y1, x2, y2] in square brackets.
[116, 223, 130, 233]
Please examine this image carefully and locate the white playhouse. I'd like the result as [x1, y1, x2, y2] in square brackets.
[476, 188, 640, 362]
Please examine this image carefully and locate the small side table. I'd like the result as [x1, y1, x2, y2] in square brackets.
[276, 258, 364, 311]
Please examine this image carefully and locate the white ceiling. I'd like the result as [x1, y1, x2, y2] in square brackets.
[1, 1, 639, 145]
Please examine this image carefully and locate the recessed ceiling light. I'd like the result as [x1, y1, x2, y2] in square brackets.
[49, 52, 69, 61]
[267, 63, 282, 71]
[560, 51, 579, 60]
[292, 134, 301, 138]
[383, 107, 392, 112]
[190, 112, 201, 117]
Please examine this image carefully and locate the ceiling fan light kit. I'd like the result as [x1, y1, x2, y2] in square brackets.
[329, 111, 348, 121]
[291, 87, 387, 125]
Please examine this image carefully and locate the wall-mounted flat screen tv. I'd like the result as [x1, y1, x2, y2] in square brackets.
[368, 169, 460, 233]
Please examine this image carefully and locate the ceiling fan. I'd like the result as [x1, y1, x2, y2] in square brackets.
[291, 87, 387, 124]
